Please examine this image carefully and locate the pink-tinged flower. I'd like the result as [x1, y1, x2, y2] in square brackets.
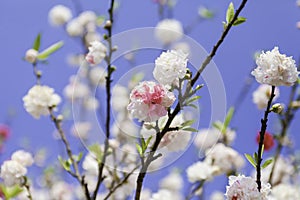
[127, 81, 175, 122]
[256, 131, 274, 151]
[85, 41, 107, 66]
[0, 124, 10, 141]
[225, 175, 271, 200]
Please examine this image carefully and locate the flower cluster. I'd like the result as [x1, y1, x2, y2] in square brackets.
[0, 150, 34, 187]
[127, 81, 175, 122]
[85, 41, 107, 66]
[155, 19, 184, 45]
[251, 47, 299, 86]
[225, 175, 271, 200]
[153, 50, 188, 86]
[252, 84, 280, 109]
[23, 85, 61, 119]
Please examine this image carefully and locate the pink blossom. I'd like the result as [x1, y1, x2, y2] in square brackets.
[128, 81, 175, 122]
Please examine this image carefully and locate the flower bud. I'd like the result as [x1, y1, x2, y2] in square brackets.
[291, 101, 300, 108]
[56, 115, 64, 122]
[25, 49, 38, 63]
[271, 103, 284, 114]
[104, 20, 112, 29]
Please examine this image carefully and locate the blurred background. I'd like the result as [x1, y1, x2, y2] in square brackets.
[1, 0, 300, 199]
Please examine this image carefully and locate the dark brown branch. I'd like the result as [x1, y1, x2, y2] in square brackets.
[92, 0, 115, 199]
[134, 1, 249, 199]
[256, 86, 275, 191]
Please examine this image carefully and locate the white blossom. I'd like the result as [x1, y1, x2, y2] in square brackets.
[270, 183, 300, 200]
[155, 19, 183, 45]
[82, 153, 98, 176]
[154, 50, 188, 86]
[251, 47, 299, 86]
[50, 181, 74, 200]
[205, 143, 244, 174]
[89, 66, 107, 86]
[48, 5, 72, 26]
[225, 175, 271, 200]
[85, 32, 101, 45]
[23, 85, 61, 119]
[112, 84, 130, 112]
[86, 41, 107, 65]
[194, 128, 236, 152]
[77, 11, 97, 26]
[11, 150, 34, 167]
[253, 84, 280, 109]
[63, 76, 89, 100]
[151, 189, 182, 200]
[186, 161, 216, 183]
[210, 191, 225, 200]
[83, 96, 99, 110]
[172, 42, 191, 56]
[0, 160, 27, 186]
[159, 171, 183, 191]
[71, 122, 91, 139]
[25, 49, 38, 63]
[66, 19, 84, 37]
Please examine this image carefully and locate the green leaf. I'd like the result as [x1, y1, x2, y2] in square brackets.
[254, 152, 258, 163]
[136, 143, 143, 156]
[58, 156, 71, 171]
[188, 104, 198, 109]
[141, 138, 146, 152]
[245, 153, 256, 168]
[181, 120, 195, 128]
[224, 107, 234, 128]
[37, 41, 64, 60]
[145, 136, 153, 148]
[1, 184, 23, 199]
[213, 121, 223, 131]
[233, 17, 246, 26]
[96, 15, 106, 26]
[33, 33, 41, 51]
[199, 7, 214, 19]
[262, 158, 273, 169]
[182, 127, 198, 132]
[88, 144, 103, 161]
[186, 96, 201, 105]
[226, 2, 235, 24]
[73, 152, 83, 163]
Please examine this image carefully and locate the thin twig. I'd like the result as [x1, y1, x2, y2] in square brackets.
[104, 166, 140, 200]
[134, 1, 249, 199]
[23, 177, 33, 200]
[268, 82, 298, 183]
[49, 108, 91, 199]
[256, 86, 275, 191]
[92, 0, 115, 199]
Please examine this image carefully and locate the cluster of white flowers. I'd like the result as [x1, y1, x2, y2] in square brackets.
[23, 85, 61, 119]
[252, 84, 280, 109]
[48, 5, 72, 26]
[155, 19, 184, 45]
[251, 47, 299, 86]
[225, 175, 271, 200]
[85, 41, 107, 66]
[0, 150, 34, 187]
[71, 122, 91, 140]
[63, 75, 90, 100]
[186, 161, 217, 183]
[269, 183, 300, 199]
[127, 81, 175, 122]
[194, 127, 236, 151]
[153, 50, 188, 86]
[65, 10, 98, 37]
[205, 143, 245, 174]
[89, 66, 107, 86]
